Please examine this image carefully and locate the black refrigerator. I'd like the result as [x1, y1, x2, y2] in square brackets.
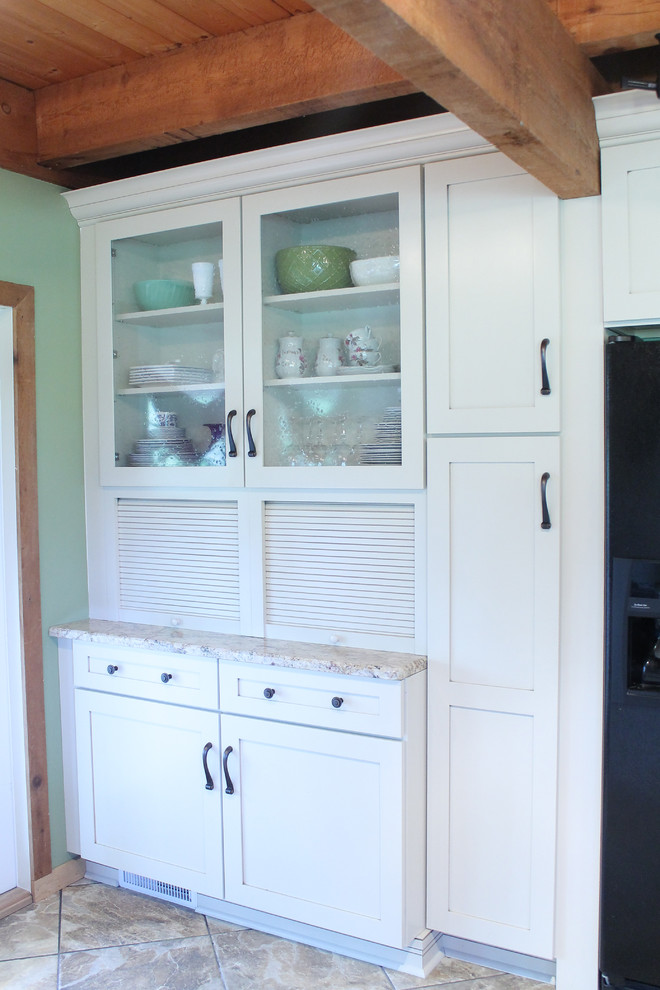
[602, 336, 660, 989]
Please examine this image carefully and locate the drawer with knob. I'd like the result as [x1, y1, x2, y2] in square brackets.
[218, 661, 408, 738]
[72, 641, 219, 709]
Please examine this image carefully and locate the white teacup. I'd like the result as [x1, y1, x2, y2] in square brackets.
[153, 410, 178, 428]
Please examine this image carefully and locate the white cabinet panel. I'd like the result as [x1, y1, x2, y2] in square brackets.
[601, 138, 660, 324]
[425, 154, 560, 435]
[221, 710, 423, 948]
[426, 436, 559, 957]
[448, 707, 534, 929]
[75, 690, 223, 899]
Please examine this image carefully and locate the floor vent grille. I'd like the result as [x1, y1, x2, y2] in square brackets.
[119, 870, 197, 908]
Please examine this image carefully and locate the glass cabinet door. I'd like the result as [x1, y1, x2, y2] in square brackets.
[97, 199, 244, 487]
[241, 168, 424, 489]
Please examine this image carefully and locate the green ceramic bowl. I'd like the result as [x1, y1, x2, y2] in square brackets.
[275, 245, 357, 294]
[133, 279, 195, 311]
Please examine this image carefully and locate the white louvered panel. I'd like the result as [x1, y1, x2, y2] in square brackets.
[117, 499, 240, 620]
[264, 503, 416, 639]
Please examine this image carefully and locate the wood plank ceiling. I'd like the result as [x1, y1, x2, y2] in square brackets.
[0, 0, 659, 197]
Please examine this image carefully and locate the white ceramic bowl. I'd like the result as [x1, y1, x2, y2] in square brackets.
[350, 255, 400, 286]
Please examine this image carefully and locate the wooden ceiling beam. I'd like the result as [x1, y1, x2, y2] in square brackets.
[0, 77, 89, 185]
[306, 0, 609, 199]
[34, 11, 414, 168]
[549, 0, 660, 57]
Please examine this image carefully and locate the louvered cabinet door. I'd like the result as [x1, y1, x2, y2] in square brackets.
[114, 498, 242, 632]
[75, 690, 223, 899]
[262, 500, 422, 652]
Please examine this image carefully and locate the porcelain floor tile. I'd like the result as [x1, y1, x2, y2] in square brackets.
[60, 884, 207, 952]
[59, 935, 223, 990]
[0, 952, 58, 989]
[0, 896, 60, 961]
[212, 929, 394, 990]
[205, 916, 249, 934]
[385, 956, 501, 989]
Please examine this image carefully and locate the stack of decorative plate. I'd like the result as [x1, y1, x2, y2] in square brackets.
[128, 364, 212, 388]
[359, 407, 402, 465]
[128, 433, 198, 466]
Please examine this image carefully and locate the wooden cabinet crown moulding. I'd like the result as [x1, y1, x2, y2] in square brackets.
[63, 111, 493, 224]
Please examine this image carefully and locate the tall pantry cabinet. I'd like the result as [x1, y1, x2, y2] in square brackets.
[424, 153, 561, 960]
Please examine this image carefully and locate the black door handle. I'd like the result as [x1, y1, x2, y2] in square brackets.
[226, 410, 237, 457]
[202, 742, 214, 791]
[222, 745, 234, 794]
[246, 409, 257, 457]
[541, 471, 551, 529]
[106, 664, 118, 675]
[540, 338, 551, 396]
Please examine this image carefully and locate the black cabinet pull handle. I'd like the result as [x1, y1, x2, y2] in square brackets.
[222, 745, 234, 794]
[263, 687, 275, 699]
[540, 338, 551, 396]
[541, 472, 551, 529]
[107, 664, 118, 675]
[331, 696, 343, 708]
[226, 409, 237, 457]
[202, 742, 214, 790]
[246, 409, 257, 457]
[161, 672, 172, 683]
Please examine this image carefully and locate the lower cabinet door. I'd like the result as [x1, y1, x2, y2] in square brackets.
[220, 713, 406, 947]
[75, 690, 223, 898]
[426, 436, 560, 959]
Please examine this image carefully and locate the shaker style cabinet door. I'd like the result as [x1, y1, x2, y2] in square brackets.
[94, 198, 245, 487]
[74, 690, 223, 899]
[425, 436, 559, 958]
[425, 154, 560, 435]
[220, 713, 412, 947]
[240, 167, 425, 489]
[601, 137, 660, 325]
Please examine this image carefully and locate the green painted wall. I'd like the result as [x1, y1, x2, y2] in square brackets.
[0, 168, 88, 868]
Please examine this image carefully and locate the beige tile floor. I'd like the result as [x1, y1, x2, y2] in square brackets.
[0, 880, 551, 990]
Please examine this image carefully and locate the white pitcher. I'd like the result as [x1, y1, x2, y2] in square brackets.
[314, 336, 342, 376]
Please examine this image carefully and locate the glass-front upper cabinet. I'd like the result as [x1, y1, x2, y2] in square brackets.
[96, 199, 244, 487]
[241, 167, 424, 489]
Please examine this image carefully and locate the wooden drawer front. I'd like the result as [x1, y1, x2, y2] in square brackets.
[73, 642, 219, 709]
[219, 662, 404, 738]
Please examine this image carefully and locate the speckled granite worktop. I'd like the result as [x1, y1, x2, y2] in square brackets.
[49, 619, 427, 681]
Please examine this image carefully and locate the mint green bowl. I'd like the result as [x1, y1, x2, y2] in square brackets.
[275, 245, 357, 294]
[133, 279, 195, 311]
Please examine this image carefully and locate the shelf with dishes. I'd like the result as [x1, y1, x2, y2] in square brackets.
[264, 370, 400, 388]
[116, 382, 224, 396]
[263, 284, 399, 314]
[116, 302, 224, 328]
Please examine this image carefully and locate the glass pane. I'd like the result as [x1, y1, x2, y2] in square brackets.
[260, 194, 401, 470]
[111, 222, 226, 469]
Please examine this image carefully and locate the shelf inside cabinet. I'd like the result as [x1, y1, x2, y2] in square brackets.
[264, 372, 401, 388]
[116, 382, 225, 396]
[116, 302, 224, 327]
[264, 284, 399, 314]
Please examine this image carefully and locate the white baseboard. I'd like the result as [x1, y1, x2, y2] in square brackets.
[439, 934, 556, 983]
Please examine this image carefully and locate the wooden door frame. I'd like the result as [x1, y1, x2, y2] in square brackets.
[0, 281, 51, 891]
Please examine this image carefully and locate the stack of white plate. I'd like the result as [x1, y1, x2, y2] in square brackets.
[359, 406, 402, 465]
[128, 365, 212, 388]
[128, 437, 198, 466]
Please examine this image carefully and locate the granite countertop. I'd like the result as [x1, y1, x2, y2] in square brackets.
[49, 619, 427, 681]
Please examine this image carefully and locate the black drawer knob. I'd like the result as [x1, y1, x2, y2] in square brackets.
[263, 687, 275, 699]
[106, 665, 118, 675]
[161, 672, 173, 683]
[331, 696, 343, 708]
